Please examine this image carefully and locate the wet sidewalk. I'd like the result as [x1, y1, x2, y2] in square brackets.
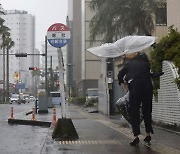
[8, 103, 180, 154]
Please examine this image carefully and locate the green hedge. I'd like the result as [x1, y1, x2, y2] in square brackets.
[70, 97, 86, 105]
[150, 26, 180, 94]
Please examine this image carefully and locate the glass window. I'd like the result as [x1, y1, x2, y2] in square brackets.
[156, 3, 167, 26]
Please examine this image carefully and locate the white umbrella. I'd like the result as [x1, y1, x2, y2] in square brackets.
[87, 35, 156, 58]
[114, 36, 156, 56]
[87, 43, 120, 58]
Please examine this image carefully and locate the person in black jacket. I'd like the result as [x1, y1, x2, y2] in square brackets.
[118, 52, 154, 146]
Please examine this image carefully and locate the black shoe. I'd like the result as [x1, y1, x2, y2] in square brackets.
[144, 136, 151, 144]
[130, 137, 139, 146]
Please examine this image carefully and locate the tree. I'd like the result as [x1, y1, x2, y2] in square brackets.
[4, 37, 14, 101]
[0, 4, 5, 15]
[0, 17, 11, 102]
[31, 68, 41, 76]
[89, 0, 159, 43]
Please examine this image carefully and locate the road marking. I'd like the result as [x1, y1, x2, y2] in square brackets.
[59, 140, 123, 145]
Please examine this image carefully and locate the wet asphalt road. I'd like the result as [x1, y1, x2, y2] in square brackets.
[0, 102, 49, 154]
[0, 123, 48, 154]
[0, 102, 180, 154]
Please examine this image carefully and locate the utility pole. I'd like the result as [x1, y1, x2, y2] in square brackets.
[6, 46, 9, 102]
[41, 35, 49, 113]
[50, 56, 54, 91]
[67, 64, 72, 98]
[45, 36, 48, 96]
[2, 34, 5, 102]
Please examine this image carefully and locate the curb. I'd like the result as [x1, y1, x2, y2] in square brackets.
[8, 118, 51, 127]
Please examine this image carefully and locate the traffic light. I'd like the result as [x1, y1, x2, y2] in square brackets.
[56, 81, 60, 87]
[33, 67, 37, 71]
[14, 72, 19, 80]
[29, 67, 38, 71]
[15, 53, 27, 57]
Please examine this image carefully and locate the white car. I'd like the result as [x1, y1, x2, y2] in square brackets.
[23, 94, 30, 103]
[29, 96, 36, 102]
[10, 94, 20, 104]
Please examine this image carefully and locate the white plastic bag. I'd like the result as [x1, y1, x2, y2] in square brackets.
[116, 91, 143, 124]
[116, 91, 129, 106]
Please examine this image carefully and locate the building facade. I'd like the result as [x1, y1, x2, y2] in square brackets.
[67, 0, 101, 97]
[0, 9, 35, 93]
[167, 0, 180, 31]
[154, 0, 180, 40]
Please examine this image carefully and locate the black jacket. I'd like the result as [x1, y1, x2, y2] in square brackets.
[118, 54, 151, 84]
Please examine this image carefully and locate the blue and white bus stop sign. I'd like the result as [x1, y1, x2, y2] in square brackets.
[47, 23, 71, 48]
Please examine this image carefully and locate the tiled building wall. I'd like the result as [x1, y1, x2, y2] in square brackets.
[152, 61, 180, 126]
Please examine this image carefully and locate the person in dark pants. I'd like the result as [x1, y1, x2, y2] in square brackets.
[118, 52, 154, 146]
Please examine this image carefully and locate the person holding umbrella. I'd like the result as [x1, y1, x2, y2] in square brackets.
[87, 35, 158, 146]
[118, 51, 154, 146]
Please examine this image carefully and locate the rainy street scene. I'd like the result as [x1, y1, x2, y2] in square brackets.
[0, 0, 180, 154]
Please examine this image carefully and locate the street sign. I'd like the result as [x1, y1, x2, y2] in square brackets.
[47, 23, 71, 48]
[16, 83, 25, 89]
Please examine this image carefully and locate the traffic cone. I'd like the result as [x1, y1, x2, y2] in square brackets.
[10, 107, 14, 119]
[32, 108, 36, 121]
[52, 108, 56, 127]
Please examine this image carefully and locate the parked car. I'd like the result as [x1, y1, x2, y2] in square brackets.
[85, 88, 98, 106]
[10, 94, 20, 104]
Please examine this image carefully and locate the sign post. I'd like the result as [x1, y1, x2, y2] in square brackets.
[47, 23, 78, 141]
[47, 23, 70, 118]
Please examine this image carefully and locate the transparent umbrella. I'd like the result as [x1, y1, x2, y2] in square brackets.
[114, 35, 156, 56]
[86, 43, 120, 58]
[87, 35, 156, 58]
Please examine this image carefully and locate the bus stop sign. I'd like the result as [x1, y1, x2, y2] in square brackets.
[47, 23, 71, 48]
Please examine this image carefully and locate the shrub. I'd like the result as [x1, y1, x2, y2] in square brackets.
[70, 97, 86, 105]
[150, 26, 180, 94]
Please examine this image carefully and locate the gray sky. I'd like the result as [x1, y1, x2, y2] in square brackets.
[0, 0, 68, 50]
